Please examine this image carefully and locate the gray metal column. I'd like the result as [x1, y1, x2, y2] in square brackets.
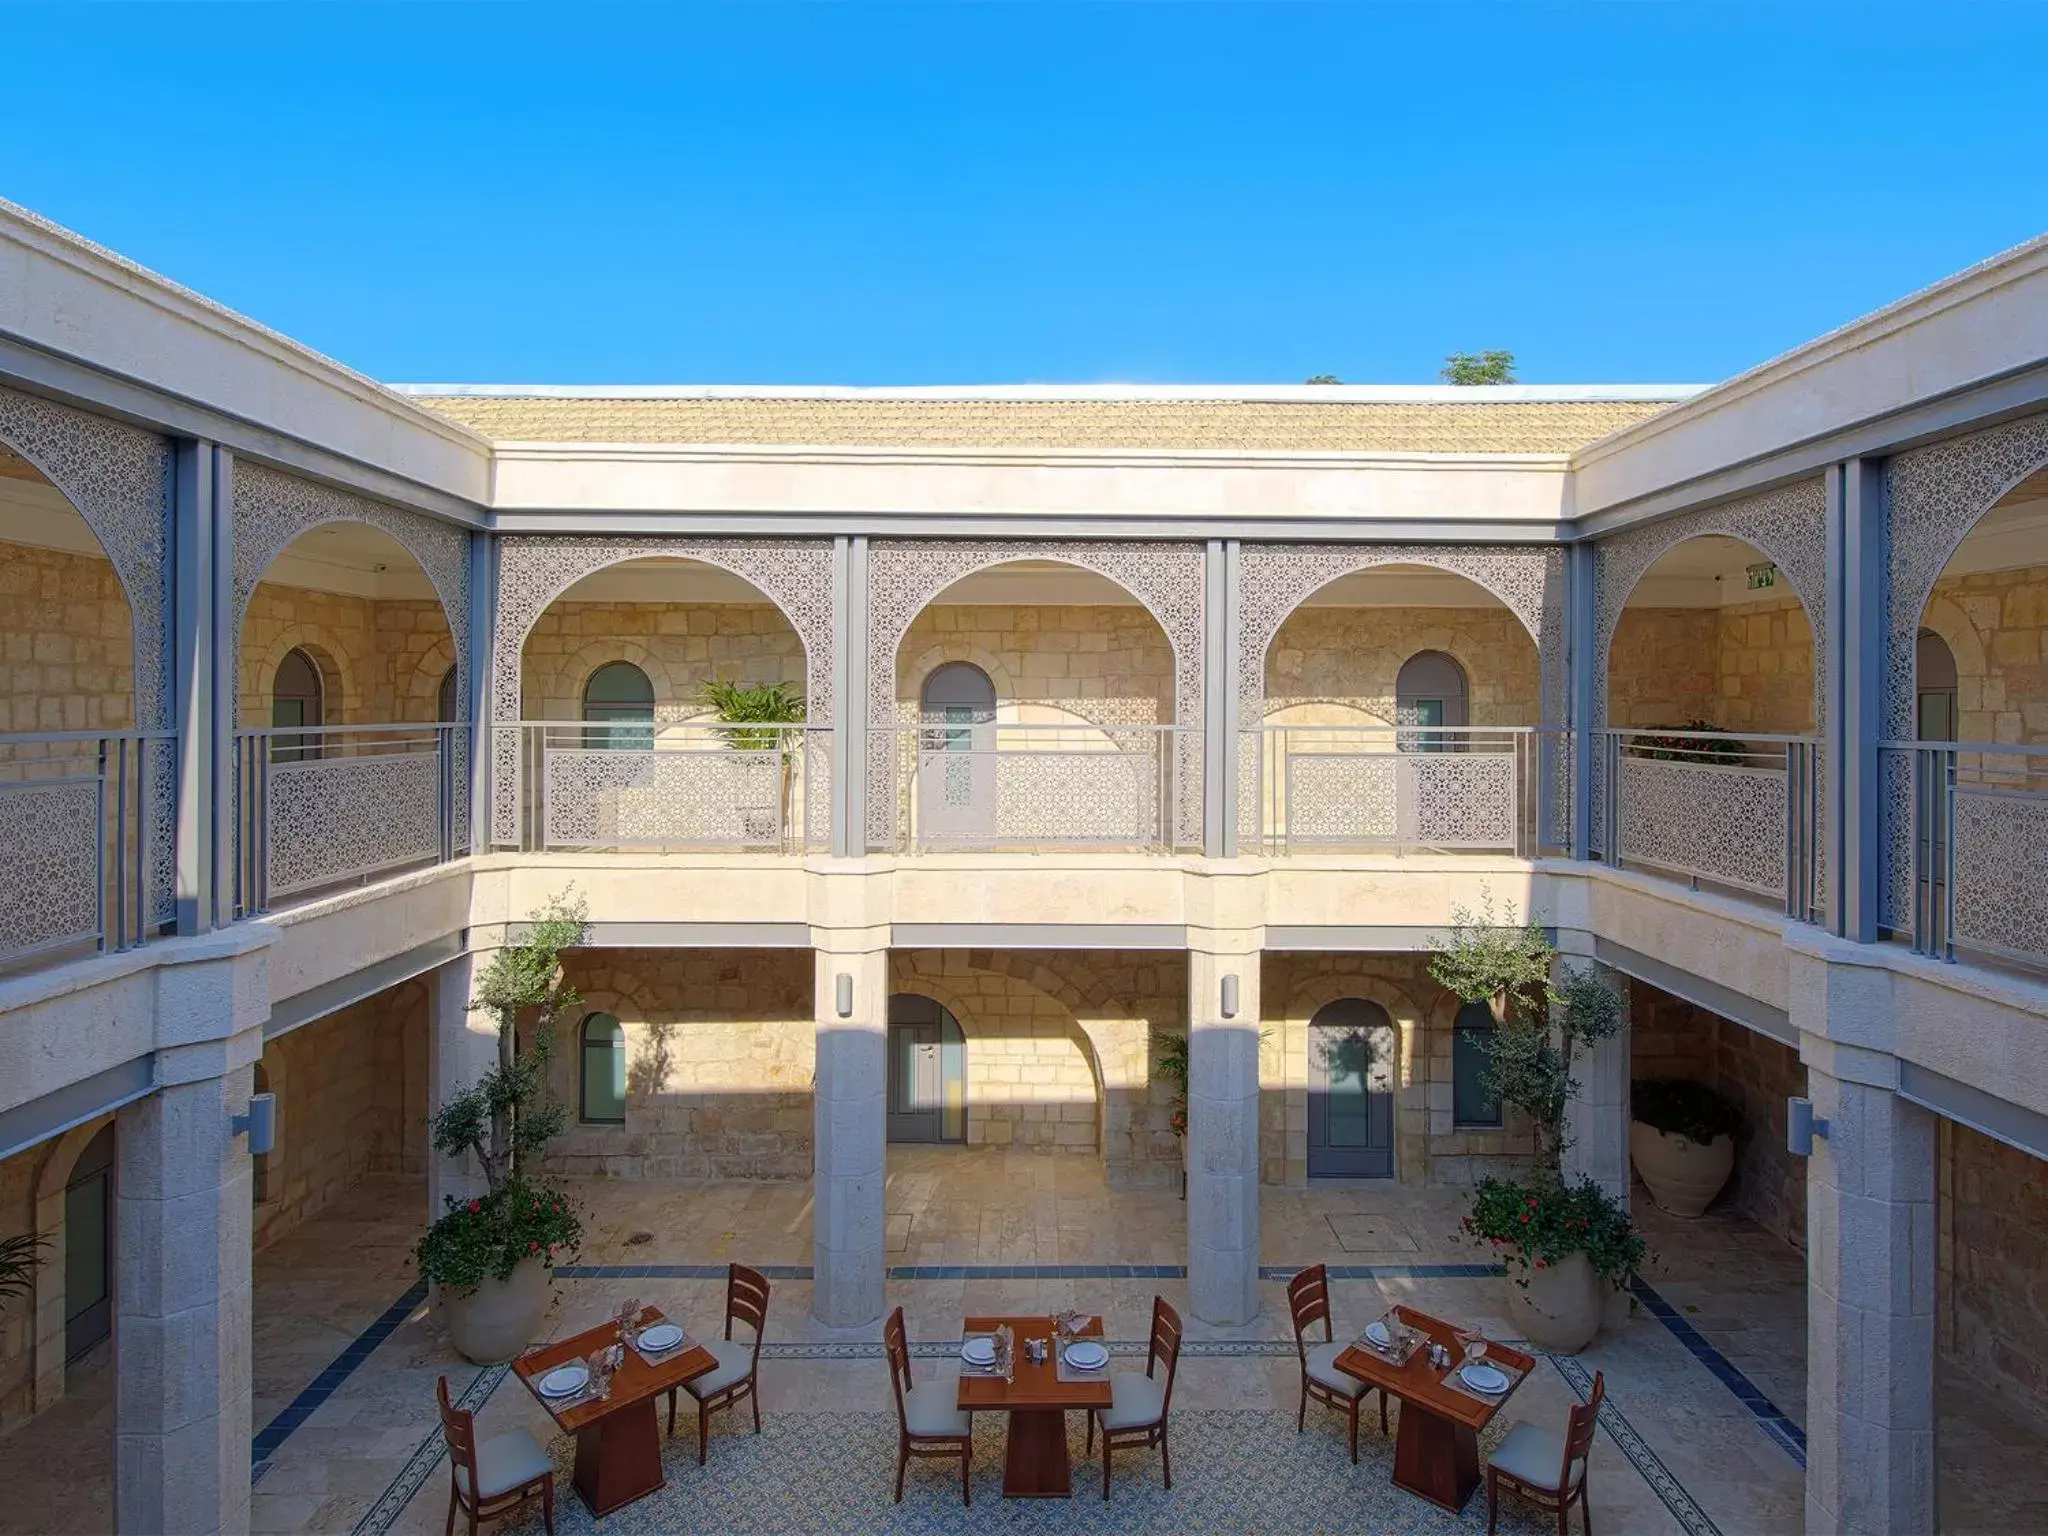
[832, 535, 870, 856]
[466, 529, 495, 854]
[171, 440, 232, 932]
[1202, 539, 1236, 857]
[1829, 458, 1887, 942]
[1566, 539, 1597, 861]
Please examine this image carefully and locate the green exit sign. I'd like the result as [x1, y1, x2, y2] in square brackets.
[1747, 562, 1777, 590]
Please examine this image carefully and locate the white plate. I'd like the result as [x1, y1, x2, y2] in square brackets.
[637, 1323, 684, 1353]
[1364, 1321, 1392, 1349]
[1459, 1363, 1511, 1395]
[961, 1338, 997, 1367]
[538, 1364, 590, 1399]
[1063, 1341, 1109, 1371]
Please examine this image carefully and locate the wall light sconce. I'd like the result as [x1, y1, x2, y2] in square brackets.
[233, 1092, 277, 1158]
[1787, 1095, 1829, 1157]
[1220, 973, 1240, 1019]
[835, 972, 854, 1018]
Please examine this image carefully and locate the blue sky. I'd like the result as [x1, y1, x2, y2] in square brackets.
[4, 3, 2043, 386]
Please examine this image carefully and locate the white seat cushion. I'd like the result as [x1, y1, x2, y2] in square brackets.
[1304, 1340, 1367, 1399]
[681, 1338, 757, 1401]
[902, 1383, 972, 1438]
[1491, 1421, 1580, 1492]
[1096, 1370, 1167, 1431]
[457, 1429, 551, 1500]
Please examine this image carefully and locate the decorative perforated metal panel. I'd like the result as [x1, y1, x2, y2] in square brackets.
[265, 752, 443, 897]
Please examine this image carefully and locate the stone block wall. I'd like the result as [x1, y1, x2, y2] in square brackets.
[254, 980, 427, 1249]
[896, 605, 1176, 723]
[1923, 561, 2048, 744]
[238, 583, 454, 728]
[0, 1137, 43, 1421]
[1940, 1121, 2048, 1428]
[1609, 595, 1816, 735]
[1262, 605, 1540, 725]
[0, 539, 133, 734]
[521, 602, 805, 721]
[542, 948, 816, 1180]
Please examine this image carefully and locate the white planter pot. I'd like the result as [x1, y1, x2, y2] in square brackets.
[1504, 1248, 1603, 1354]
[1630, 1121, 1735, 1219]
[440, 1256, 551, 1364]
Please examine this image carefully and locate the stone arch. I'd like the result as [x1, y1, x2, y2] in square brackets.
[492, 538, 835, 845]
[542, 639, 685, 724]
[1918, 595, 1990, 712]
[899, 642, 1020, 717]
[28, 1115, 115, 1411]
[245, 630, 358, 729]
[866, 542, 1206, 848]
[399, 632, 460, 723]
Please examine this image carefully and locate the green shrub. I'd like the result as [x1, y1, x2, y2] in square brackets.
[1631, 1078, 1743, 1144]
[1461, 1176, 1646, 1290]
[416, 1181, 582, 1288]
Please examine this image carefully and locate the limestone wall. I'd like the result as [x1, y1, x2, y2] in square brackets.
[1263, 605, 1539, 725]
[1922, 560, 2048, 743]
[0, 539, 133, 733]
[0, 1115, 117, 1424]
[254, 980, 427, 1248]
[1940, 1122, 2048, 1428]
[238, 583, 453, 728]
[895, 605, 1176, 723]
[541, 948, 815, 1180]
[0, 1138, 42, 1421]
[1609, 594, 1815, 735]
[520, 602, 805, 721]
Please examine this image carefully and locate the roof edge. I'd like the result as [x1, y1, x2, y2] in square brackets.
[392, 382, 1706, 405]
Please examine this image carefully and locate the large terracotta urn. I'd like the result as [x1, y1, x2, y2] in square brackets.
[440, 1256, 551, 1364]
[1504, 1248, 1603, 1354]
[1630, 1121, 1735, 1218]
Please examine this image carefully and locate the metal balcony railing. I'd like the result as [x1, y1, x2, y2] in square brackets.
[1880, 739, 2048, 968]
[874, 722, 1182, 853]
[500, 721, 831, 854]
[232, 724, 461, 915]
[0, 729, 174, 970]
[1596, 727, 1821, 921]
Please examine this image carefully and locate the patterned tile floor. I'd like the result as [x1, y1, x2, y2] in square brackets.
[0, 1145, 2042, 1533]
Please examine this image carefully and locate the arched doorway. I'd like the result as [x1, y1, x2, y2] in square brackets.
[62, 1124, 114, 1361]
[270, 646, 326, 763]
[1307, 998, 1398, 1178]
[581, 660, 656, 750]
[885, 993, 966, 1144]
[917, 661, 997, 843]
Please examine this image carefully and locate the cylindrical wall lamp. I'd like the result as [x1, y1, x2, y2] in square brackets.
[835, 972, 854, 1018]
[1220, 973, 1240, 1019]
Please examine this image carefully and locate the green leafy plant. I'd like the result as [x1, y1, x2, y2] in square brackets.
[0, 1231, 46, 1309]
[1461, 1177, 1646, 1290]
[1440, 349, 1517, 385]
[701, 679, 808, 752]
[1303, 374, 1343, 385]
[1152, 1029, 1191, 1139]
[1631, 1078, 1743, 1145]
[418, 892, 588, 1287]
[1628, 720, 1746, 766]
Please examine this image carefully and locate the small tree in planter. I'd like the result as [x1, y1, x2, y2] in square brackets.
[1428, 895, 1645, 1351]
[702, 680, 808, 843]
[1630, 1078, 1743, 1218]
[1152, 1029, 1191, 1196]
[419, 892, 589, 1362]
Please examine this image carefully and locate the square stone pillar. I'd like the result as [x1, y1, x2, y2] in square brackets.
[115, 1066, 256, 1534]
[1186, 940, 1261, 1326]
[427, 950, 500, 1217]
[812, 939, 888, 1328]
[1804, 1058, 1936, 1535]
[1560, 960, 1630, 1204]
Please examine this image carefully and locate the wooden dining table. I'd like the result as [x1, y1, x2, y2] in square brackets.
[956, 1313, 1113, 1499]
[1333, 1303, 1536, 1513]
[512, 1305, 717, 1517]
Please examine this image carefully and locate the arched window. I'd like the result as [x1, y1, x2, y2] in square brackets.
[1916, 629, 1958, 742]
[579, 1013, 626, 1124]
[582, 661, 655, 750]
[437, 664, 459, 724]
[272, 647, 325, 762]
[921, 662, 996, 725]
[1451, 1000, 1502, 1127]
[1395, 650, 1468, 751]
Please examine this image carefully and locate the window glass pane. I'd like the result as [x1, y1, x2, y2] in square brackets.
[580, 1013, 626, 1123]
[583, 662, 655, 750]
[1452, 1001, 1502, 1126]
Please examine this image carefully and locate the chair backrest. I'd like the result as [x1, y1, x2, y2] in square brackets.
[1146, 1295, 1184, 1415]
[727, 1262, 771, 1360]
[1286, 1264, 1332, 1354]
[882, 1306, 912, 1432]
[436, 1375, 478, 1490]
[1561, 1371, 1604, 1487]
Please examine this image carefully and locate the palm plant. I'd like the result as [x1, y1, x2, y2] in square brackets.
[702, 680, 808, 838]
[0, 1232, 44, 1310]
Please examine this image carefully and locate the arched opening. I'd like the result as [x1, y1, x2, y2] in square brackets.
[436, 663, 459, 725]
[1258, 564, 1538, 851]
[61, 1124, 113, 1362]
[579, 1012, 627, 1125]
[885, 993, 967, 1144]
[0, 443, 152, 968]
[1916, 630, 1958, 742]
[1604, 534, 1819, 906]
[1306, 998, 1398, 1179]
[1450, 1000, 1501, 1128]
[238, 522, 459, 909]
[892, 560, 1179, 850]
[517, 556, 816, 851]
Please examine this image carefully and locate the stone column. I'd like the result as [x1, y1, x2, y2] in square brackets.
[1186, 936, 1261, 1326]
[1559, 959, 1630, 1204]
[1803, 1054, 1936, 1535]
[811, 937, 888, 1328]
[427, 950, 500, 1216]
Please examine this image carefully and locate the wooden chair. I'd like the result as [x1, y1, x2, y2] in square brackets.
[1287, 1262, 1387, 1462]
[666, 1262, 770, 1465]
[436, 1375, 553, 1536]
[883, 1306, 974, 1506]
[1085, 1295, 1182, 1499]
[1487, 1369, 1604, 1535]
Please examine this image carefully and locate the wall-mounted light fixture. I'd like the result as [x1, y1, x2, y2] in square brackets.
[835, 972, 854, 1018]
[1220, 973, 1240, 1019]
[233, 1092, 277, 1158]
[1787, 1095, 1829, 1157]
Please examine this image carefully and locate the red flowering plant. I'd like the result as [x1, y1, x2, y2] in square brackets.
[417, 893, 588, 1289]
[1461, 1177, 1644, 1290]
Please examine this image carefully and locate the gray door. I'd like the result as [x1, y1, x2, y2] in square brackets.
[887, 995, 966, 1143]
[1307, 999, 1397, 1178]
[64, 1124, 114, 1360]
[918, 662, 997, 844]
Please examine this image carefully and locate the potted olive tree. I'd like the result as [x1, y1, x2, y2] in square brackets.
[1630, 1078, 1742, 1217]
[419, 893, 587, 1363]
[1429, 897, 1645, 1353]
